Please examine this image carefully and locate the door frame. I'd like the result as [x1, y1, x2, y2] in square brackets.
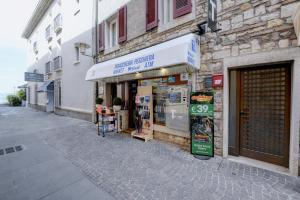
[231, 65, 291, 167]
[223, 48, 300, 176]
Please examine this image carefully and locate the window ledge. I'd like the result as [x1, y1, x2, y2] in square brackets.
[74, 61, 80, 65]
[104, 46, 120, 55]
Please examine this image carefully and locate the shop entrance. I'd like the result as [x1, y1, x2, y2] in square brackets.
[128, 81, 138, 129]
[229, 64, 291, 167]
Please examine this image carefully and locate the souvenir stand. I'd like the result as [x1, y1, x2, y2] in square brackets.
[131, 86, 153, 142]
[96, 107, 118, 137]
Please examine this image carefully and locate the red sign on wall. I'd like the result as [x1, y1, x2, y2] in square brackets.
[212, 74, 223, 88]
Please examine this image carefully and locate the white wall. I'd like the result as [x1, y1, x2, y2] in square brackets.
[60, 0, 94, 113]
[97, 0, 131, 23]
[25, 0, 94, 113]
[26, 0, 62, 107]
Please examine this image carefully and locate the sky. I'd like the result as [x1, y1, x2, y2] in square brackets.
[0, 0, 39, 94]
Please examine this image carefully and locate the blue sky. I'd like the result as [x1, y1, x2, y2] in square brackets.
[0, 0, 39, 94]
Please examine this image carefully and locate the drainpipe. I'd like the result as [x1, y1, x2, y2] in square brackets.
[92, 0, 99, 123]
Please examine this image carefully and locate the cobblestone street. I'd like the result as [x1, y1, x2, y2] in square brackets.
[1, 107, 299, 200]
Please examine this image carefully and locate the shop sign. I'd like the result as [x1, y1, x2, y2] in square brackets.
[208, 0, 217, 31]
[86, 34, 201, 81]
[190, 92, 214, 157]
[212, 74, 223, 88]
[24, 72, 44, 82]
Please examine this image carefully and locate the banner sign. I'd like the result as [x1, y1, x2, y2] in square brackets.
[25, 72, 44, 82]
[190, 92, 214, 157]
[208, 0, 217, 31]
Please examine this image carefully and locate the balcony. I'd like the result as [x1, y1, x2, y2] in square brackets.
[53, 56, 62, 71]
[54, 14, 62, 34]
[45, 61, 52, 74]
[45, 25, 53, 42]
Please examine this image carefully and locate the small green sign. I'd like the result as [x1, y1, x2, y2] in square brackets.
[190, 92, 214, 157]
[190, 104, 214, 116]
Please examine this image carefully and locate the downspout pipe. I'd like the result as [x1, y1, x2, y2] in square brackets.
[92, 0, 99, 123]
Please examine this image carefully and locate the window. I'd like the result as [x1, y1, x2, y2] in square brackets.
[45, 61, 52, 74]
[75, 46, 80, 62]
[146, 0, 158, 30]
[33, 41, 38, 54]
[106, 18, 118, 49]
[45, 25, 52, 41]
[160, 0, 172, 25]
[54, 14, 62, 33]
[53, 56, 62, 70]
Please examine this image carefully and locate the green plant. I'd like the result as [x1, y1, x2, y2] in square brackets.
[17, 89, 26, 101]
[113, 97, 123, 106]
[6, 95, 21, 106]
[95, 97, 103, 105]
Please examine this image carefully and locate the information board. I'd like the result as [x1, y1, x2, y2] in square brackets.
[189, 92, 214, 157]
[25, 72, 44, 82]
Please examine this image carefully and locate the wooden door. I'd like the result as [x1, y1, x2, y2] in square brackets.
[238, 65, 290, 167]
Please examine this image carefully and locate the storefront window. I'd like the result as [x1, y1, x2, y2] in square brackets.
[138, 74, 190, 132]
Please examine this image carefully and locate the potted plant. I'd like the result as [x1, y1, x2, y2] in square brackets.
[95, 97, 103, 108]
[113, 97, 123, 112]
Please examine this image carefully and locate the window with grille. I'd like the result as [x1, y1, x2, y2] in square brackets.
[45, 61, 52, 74]
[53, 56, 62, 70]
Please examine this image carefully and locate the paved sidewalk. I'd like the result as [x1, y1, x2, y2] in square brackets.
[1, 107, 299, 200]
[0, 107, 114, 200]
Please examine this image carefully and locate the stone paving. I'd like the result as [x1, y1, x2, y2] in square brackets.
[1, 107, 300, 200]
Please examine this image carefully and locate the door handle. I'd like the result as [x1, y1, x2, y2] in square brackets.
[240, 111, 247, 115]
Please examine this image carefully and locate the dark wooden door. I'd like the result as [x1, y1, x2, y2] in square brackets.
[238, 65, 290, 167]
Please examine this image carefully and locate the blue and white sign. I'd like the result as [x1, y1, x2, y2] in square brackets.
[86, 33, 200, 81]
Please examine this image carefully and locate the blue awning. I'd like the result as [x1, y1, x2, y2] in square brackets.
[37, 80, 53, 92]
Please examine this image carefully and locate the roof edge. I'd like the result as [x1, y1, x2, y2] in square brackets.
[21, 0, 54, 39]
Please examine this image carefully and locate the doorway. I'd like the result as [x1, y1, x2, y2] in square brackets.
[229, 64, 291, 167]
[46, 82, 54, 112]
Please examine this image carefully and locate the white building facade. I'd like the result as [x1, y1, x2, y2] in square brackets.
[22, 0, 95, 121]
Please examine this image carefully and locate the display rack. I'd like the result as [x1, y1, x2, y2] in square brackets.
[97, 112, 118, 137]
[131, 86, 153, 142]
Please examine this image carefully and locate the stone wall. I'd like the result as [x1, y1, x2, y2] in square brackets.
[97, 0, 299, 156]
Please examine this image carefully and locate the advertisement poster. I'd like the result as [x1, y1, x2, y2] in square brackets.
[189, 92, 214, 157]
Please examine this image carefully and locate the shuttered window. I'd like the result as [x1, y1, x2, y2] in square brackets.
[98, 23, 104, 52]
[118, 6, 127, 43]
[146, 0, 158, 31]
[173, 0, 192, 18]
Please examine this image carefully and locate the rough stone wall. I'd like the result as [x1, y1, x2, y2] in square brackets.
[97, 0, 299, 156]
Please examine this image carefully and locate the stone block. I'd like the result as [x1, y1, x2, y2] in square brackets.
[281, 2, 300, 18]
[251, 39, 261, 53]
[213, 49, 231, 59]
[231, 45, 239, 56]
[279, 39, 290, 48]
[223, 0, 235, 9]
[244, 8, 254, 19]
[267, 19, 284, 28]
[255, 4, 266, 16]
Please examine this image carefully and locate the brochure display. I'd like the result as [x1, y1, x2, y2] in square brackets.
[189, 92, 214, 157]
[131, 86, 153, 142]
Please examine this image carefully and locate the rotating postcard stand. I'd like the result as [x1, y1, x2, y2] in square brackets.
[131, 86, 153, 142]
